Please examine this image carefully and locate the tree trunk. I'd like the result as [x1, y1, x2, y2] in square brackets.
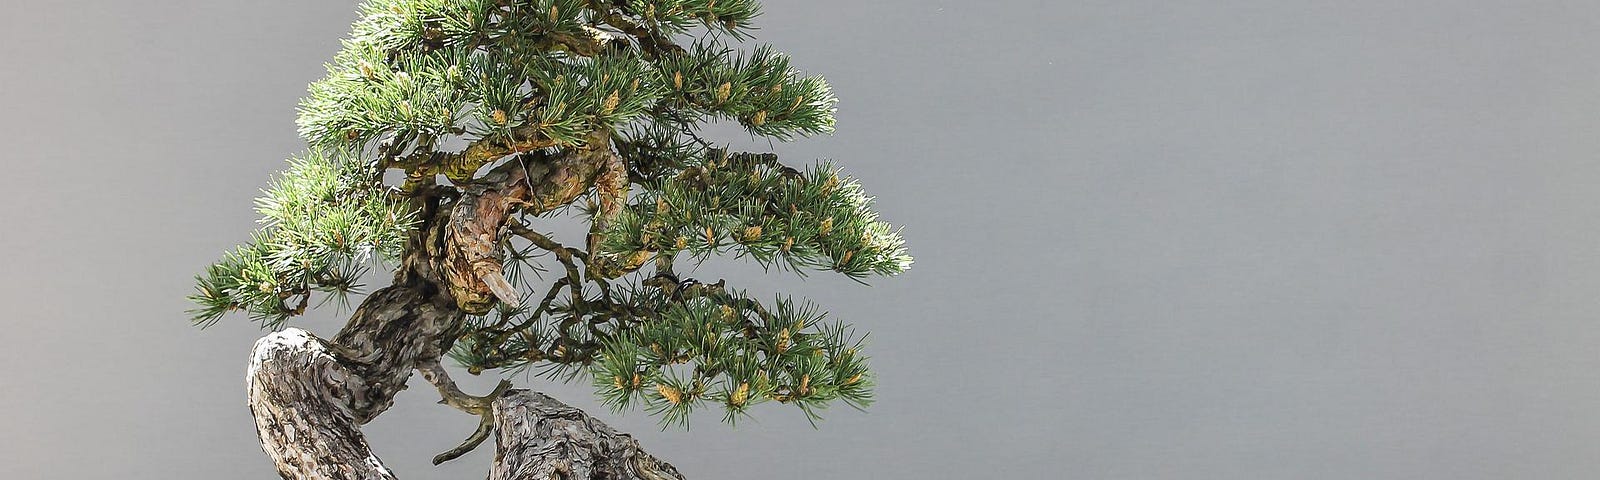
[242, 148, 679, 479]
[490, 390, 685, 480]
[247, 328, 685, 480]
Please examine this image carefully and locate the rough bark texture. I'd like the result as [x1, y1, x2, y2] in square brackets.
[248, 328, 399, 480]
[490, 390, 685, 480]
[247, 333, 684, 480]
[244, 145, 682, 479]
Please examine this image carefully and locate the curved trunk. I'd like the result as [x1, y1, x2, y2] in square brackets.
[243, 147, 680, 479]
[247, 328, 683, 479]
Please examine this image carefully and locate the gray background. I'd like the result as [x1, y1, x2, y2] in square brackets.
[4, 0, 1600, 478]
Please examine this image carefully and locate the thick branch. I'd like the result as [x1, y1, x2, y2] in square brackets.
[444, 136, 620, 313]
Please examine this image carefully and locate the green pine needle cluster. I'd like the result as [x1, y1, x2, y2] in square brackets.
[597, 150, 913, 279]
[190, 151, 415, 327]
[449, 280, 871, 427]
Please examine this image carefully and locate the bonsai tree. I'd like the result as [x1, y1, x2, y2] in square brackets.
[189, 1, 911, 478]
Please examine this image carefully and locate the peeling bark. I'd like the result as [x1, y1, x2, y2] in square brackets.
[445, 143, 616, 313]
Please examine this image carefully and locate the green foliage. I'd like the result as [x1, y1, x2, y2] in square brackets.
[196, 0, 910, 429]
[189, 151, 415, 327]
[654, 41, 837, 139]
[597, 151, 912, 279]
[449, 281, 872, 427]
[623, 0, 762, 39]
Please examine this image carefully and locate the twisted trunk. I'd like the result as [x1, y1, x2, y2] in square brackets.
[244, 146, 682, 479]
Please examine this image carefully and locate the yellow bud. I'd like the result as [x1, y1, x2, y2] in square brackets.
[844, 373, 862, 385]
[703, 225, 716, 244]
[781, 237, 794, 253]
[799, 374, 811, 395]
[657, 384, 683, 405]
[750, 110, 767, 126]
[730, 382, 750, 406]
[491, 109, 507, 125]
[674, 235, 687, 250]
[743, 225, 762, 242]
[549, 5, 558, 22]
[818, 217, 834, 236]
[673, 71, 683, 90]
[601, 90, 620, 114]
[715, 82, 731, 103]
[776, 328, 790, 353]
[358, 60, 375, 80]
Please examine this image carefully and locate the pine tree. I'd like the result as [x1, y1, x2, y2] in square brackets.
[188, 1, 911, 478]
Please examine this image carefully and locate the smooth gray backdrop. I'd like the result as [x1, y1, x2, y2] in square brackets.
[5, 0, 1600, 478]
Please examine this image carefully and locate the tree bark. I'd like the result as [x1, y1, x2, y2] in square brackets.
[490, 390, 685, 480]
[247, 329, 685, 480]
[243, 146, 681, 479]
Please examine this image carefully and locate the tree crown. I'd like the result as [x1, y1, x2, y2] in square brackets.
[191, 0, 910, 427]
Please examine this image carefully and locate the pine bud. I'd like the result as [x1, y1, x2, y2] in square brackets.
[657, 384, 683, 405]
[715, 82, 731, 103]
[776, 328, 790, 353]
[750, 110, 767, 126]
[601, 90, 620, 114]
[703, 225, 716, 245]
[673, 71, 683, 90]
[844, 373, 862, 385]
[491, 109, 507, 125]
[720, 304, 735, 322]
[818, 217, 833, 236]
[729, 382, 750, 406]
[781, 237, 794, 252]
[838, 250, 854, 266]
[674, 235, 687, 250]
[549, 4, 559, 22]
[358, 60, 375, 80]
[742, 225, 762, 242]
